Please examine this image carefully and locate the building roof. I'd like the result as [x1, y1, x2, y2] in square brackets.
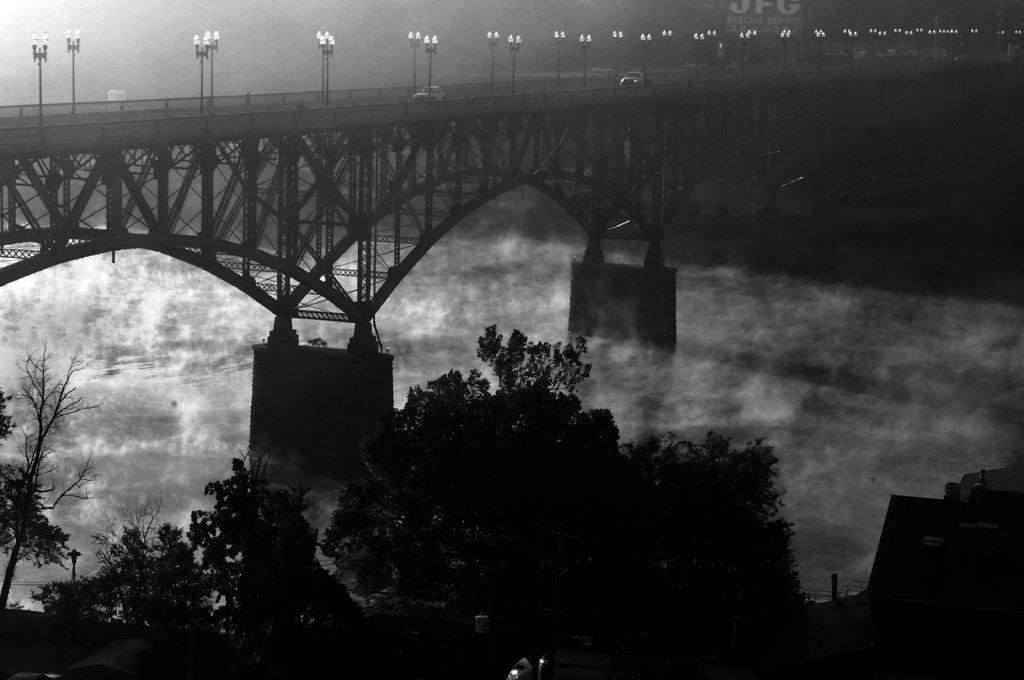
[868, 492, 1024, 612]
[960, 464, 1024, 498]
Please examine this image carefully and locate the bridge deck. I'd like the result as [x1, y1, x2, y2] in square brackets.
[0, 60, 971, 156]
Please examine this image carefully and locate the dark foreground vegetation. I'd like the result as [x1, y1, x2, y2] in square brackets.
[2, 328, 802, 678]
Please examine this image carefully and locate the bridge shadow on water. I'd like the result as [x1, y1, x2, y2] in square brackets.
[666, 208, 1024, 309]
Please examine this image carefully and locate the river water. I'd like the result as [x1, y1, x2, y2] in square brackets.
[2, 190, 1023, 607]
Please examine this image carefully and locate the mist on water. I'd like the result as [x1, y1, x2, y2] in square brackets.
[2, 185, 1023, 607]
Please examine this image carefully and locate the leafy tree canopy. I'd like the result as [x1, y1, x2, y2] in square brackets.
[32, 500, 206, 629]
[188, 455, 363, 675]
[325, 327, 802, 648]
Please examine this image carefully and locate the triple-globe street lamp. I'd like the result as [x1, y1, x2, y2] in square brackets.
[738, 29, 755, 75]
[508, 34, 522, 94]
[192, 30, 219, 114]
[579, 33, 592, 87]
[611, 30, 623, 81]
[814, 29, 827, 69]
[661, 29, 672, 79]
[425, 35, 438, 93]
[408, 31, 422, 93]
[488, 31, 500, 92]
[779, 28, 792, 74]
[554, 30, 566, 84]
[640, 33, 652, 80]
[706, 29, 718, 76]
[30, 32, 48, 125]
[316, 31, 335, 105]
[691, 32, 704, 80]
[65, 28, 81, 114]
[842, 28, 858, 67]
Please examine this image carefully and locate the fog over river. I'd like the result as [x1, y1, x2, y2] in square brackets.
[3, 190, 1023, 608]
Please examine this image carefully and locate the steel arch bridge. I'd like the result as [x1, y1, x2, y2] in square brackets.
[0, 62, 973, 350]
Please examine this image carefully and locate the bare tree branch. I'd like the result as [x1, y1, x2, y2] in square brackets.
[1, 345, 101, 611]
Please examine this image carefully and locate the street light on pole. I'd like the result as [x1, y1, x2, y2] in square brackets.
[30, 32, 48, 125]
[611, 30, 622, 82]
[579, 34, 592, 87]
[554, 30, 566, 84]
[739, 30, 751, 75]
[203, 30, 220, 108]
[488, 31, 500, 93]
[193, 32, 211, 114]
[425, 35, 438, 92]
[661, 29, 672, 80]
[69, 548, 81, 642]
[64, 28, 80, 114]
[508, 34, 522, 94]
[691, 32, 704, 80]
[706, 29, 718, 76]
[814, 29, 826, 70]
[316, 31, 335, 105]
[408, 31, 422, 94]
[640, 33, 652, 81]
[779, 28, 791, 75]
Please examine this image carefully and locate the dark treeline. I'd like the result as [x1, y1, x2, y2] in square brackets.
[3, 328, 803, 679]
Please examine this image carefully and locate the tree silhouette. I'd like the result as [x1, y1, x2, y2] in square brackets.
[325, 327, 803, 655]
[1, 347, 98, 612]
[188, 453, 363, 676]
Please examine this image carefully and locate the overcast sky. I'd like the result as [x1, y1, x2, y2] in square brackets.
[0, 0, 738, 105]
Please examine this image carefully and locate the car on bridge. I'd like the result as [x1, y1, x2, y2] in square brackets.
[619, 71, 649, 86]
[412, 85, 448, 101]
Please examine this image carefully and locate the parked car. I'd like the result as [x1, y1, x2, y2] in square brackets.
[412, 85, 447, 101]
[504, 657, 534, 680]
[502, 635, 612, 680]
[619, 71, 649, 86]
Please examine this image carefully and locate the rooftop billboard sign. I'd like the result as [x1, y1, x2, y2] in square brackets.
[726, 0, 803, 36]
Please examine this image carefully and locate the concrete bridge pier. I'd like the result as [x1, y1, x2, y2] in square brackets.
[249, 315, 394, 483]
[568, 239, 676, 347]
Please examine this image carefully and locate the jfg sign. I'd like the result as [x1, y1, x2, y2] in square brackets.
[726, 0, 802, 35]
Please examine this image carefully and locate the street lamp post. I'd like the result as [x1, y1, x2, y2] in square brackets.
[204, 30, 220, 108]
[488, 31, 499, 93]
[661, 29, 672, 80]
[779, 28, 791, 74]
[611, 30, 622, 82]
[706, 29, 718, 76]
[69, 548, 81, 642]
[316, 31, 335, 105]
[30, 32, 48, 125]
[739, 30, 751, 75]
[842, 28, 858, 68]
[508, 34, 521, 94]
[691, 32, 704, 80]
[425, 35, 438, 92]
[579, 34, 592, 87]
[814, 29, 826, 70]
[554, 31, 566, 84]
[192, 32, 211, 114]
[640, 33, 652, 81]
[65, 28, 80, 114]
[408, 31, 422, 94]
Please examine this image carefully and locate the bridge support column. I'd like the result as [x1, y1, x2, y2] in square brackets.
[267, 314, 298, 347]
[250, 331, 394, 483]
[347, 318, 377, 355]
[583, 231, 604, 264]
[568, 261, 676, 347]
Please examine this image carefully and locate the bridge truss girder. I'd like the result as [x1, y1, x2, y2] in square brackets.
[0, 99, 722, 341]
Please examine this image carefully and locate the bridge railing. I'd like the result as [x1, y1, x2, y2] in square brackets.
[0, 55, 981, 126]
[0, 58, 995, 156]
